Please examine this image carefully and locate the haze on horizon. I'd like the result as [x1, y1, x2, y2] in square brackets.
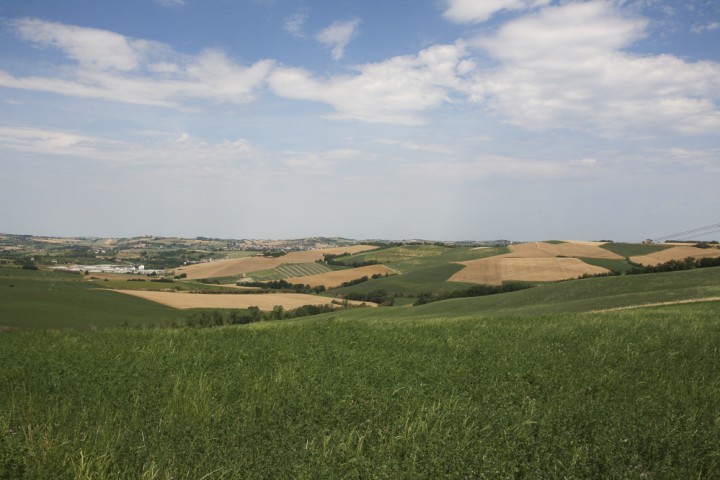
[1, 0, 719, 243]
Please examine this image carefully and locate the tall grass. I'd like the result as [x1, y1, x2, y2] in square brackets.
[2, 303, 719, 478]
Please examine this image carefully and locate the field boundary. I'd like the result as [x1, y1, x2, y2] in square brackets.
[591, 296, 720, 313]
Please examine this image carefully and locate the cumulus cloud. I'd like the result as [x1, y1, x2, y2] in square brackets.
[469, 1, 720, 135]
[1, 18, 274, 108]
[443, 0, 551, 24]
[316, 19, 361, 60]
[269, 42, 473, 124]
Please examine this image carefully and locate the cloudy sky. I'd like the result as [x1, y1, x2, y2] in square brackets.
[1, 0, 718, 241]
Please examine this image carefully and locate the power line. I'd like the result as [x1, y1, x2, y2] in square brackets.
[652, 223, 720, 243]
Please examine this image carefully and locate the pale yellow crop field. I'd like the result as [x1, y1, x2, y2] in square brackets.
[173, 245, 379, 280]
[113, 290, 377, 310]
[630, 246, 720, 266]
[508, 242, 622, 259]
[287, 265, 396, 289]
[450, 257, 611, 285]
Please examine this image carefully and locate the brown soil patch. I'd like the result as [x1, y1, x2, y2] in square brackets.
[508, 242, 622, 259]
[630, 246, 720, 266]
[287, 265, 396, 289]
[174, 245, 379, 280]
[450, 257, 610, 285]
[112, 290, 376, 310]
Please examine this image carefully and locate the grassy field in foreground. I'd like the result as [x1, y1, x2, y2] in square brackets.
[2, 304, 719, 478]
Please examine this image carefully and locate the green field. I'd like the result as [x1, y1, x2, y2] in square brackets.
[407, 266, 720, 318]
[599, 242, 672, 257]
[0, 268, 185, 330]
[3, 263, 720, 477]
[336, 245, 507, 273]
[2, 303, 719, 478]
[331, 263, 476, 298]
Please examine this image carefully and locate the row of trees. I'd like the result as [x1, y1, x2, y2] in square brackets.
[321, 253, 379, 268]
[184, 303, 340, 327]
[628, 256, 720, 274]
[413, 283, 533, 306]
[236, 279, 327, 294]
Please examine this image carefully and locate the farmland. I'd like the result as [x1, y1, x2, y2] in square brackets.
[2, 296, 720, 478]
[113, 290, 376, 310]
[2, 234, 720, 478]
[174, 245, 379, 280]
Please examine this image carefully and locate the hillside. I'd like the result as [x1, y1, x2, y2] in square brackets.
[2, 302, 719, 477]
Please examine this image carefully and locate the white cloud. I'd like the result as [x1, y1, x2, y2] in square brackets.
[469, 1, 720, 135]
[1, 18, 274, 108]
[316, 19, 361, 60]
[269, 42, 473, 124]
[691, 22, 720, 33]
[284, 11, 309, 37]
[13, 18, 153, 71]
[376, 139, 457, 155]
[155, 0, 186, 7]
[443, 0, 551, 24]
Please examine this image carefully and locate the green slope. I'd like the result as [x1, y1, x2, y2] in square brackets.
[336, 245, 507, 273]
[410, 266, 720, 318]
[0, 268, 184, 330]
[2, 303, 719, 478]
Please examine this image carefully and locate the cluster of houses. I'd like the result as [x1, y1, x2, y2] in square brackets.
[52, 264, 165, 275]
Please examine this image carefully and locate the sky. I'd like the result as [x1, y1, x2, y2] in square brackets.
[0, 0, 719, 242]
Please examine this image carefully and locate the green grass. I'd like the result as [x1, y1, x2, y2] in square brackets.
[0, 272, 184, 330]
[99, 279, 240, 292]
[2, 304, 719, 478]
[224, 251, 260, 259]
[600, 242, 672, 257]
[579, 257, 635, 273]
[405, 266, 720, 318]
[337, 245, 508, 273]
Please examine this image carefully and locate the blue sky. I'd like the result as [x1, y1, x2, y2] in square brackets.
[1, 0, 719, 241]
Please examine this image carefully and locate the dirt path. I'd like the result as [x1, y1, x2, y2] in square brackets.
[591, 297, 720, 313]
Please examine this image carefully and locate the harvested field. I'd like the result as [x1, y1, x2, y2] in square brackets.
[174, 245, 378, 280]
[508, 242, 623, 259]
[561, 240, 609, 247]
[113, 290, 376, 310]
[450, 257, 611, 285]
[630, 246, 720, 266]
[287, 265, 396, 289]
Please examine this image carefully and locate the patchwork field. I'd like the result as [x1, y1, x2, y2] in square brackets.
[113, 290, 377, 310]
[173, 245, 378, 280]
[286, 264, 396, 288]
[630, 245, 720, 266]
[448, 241, 617, 285]
[450, 257, 611, 285]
